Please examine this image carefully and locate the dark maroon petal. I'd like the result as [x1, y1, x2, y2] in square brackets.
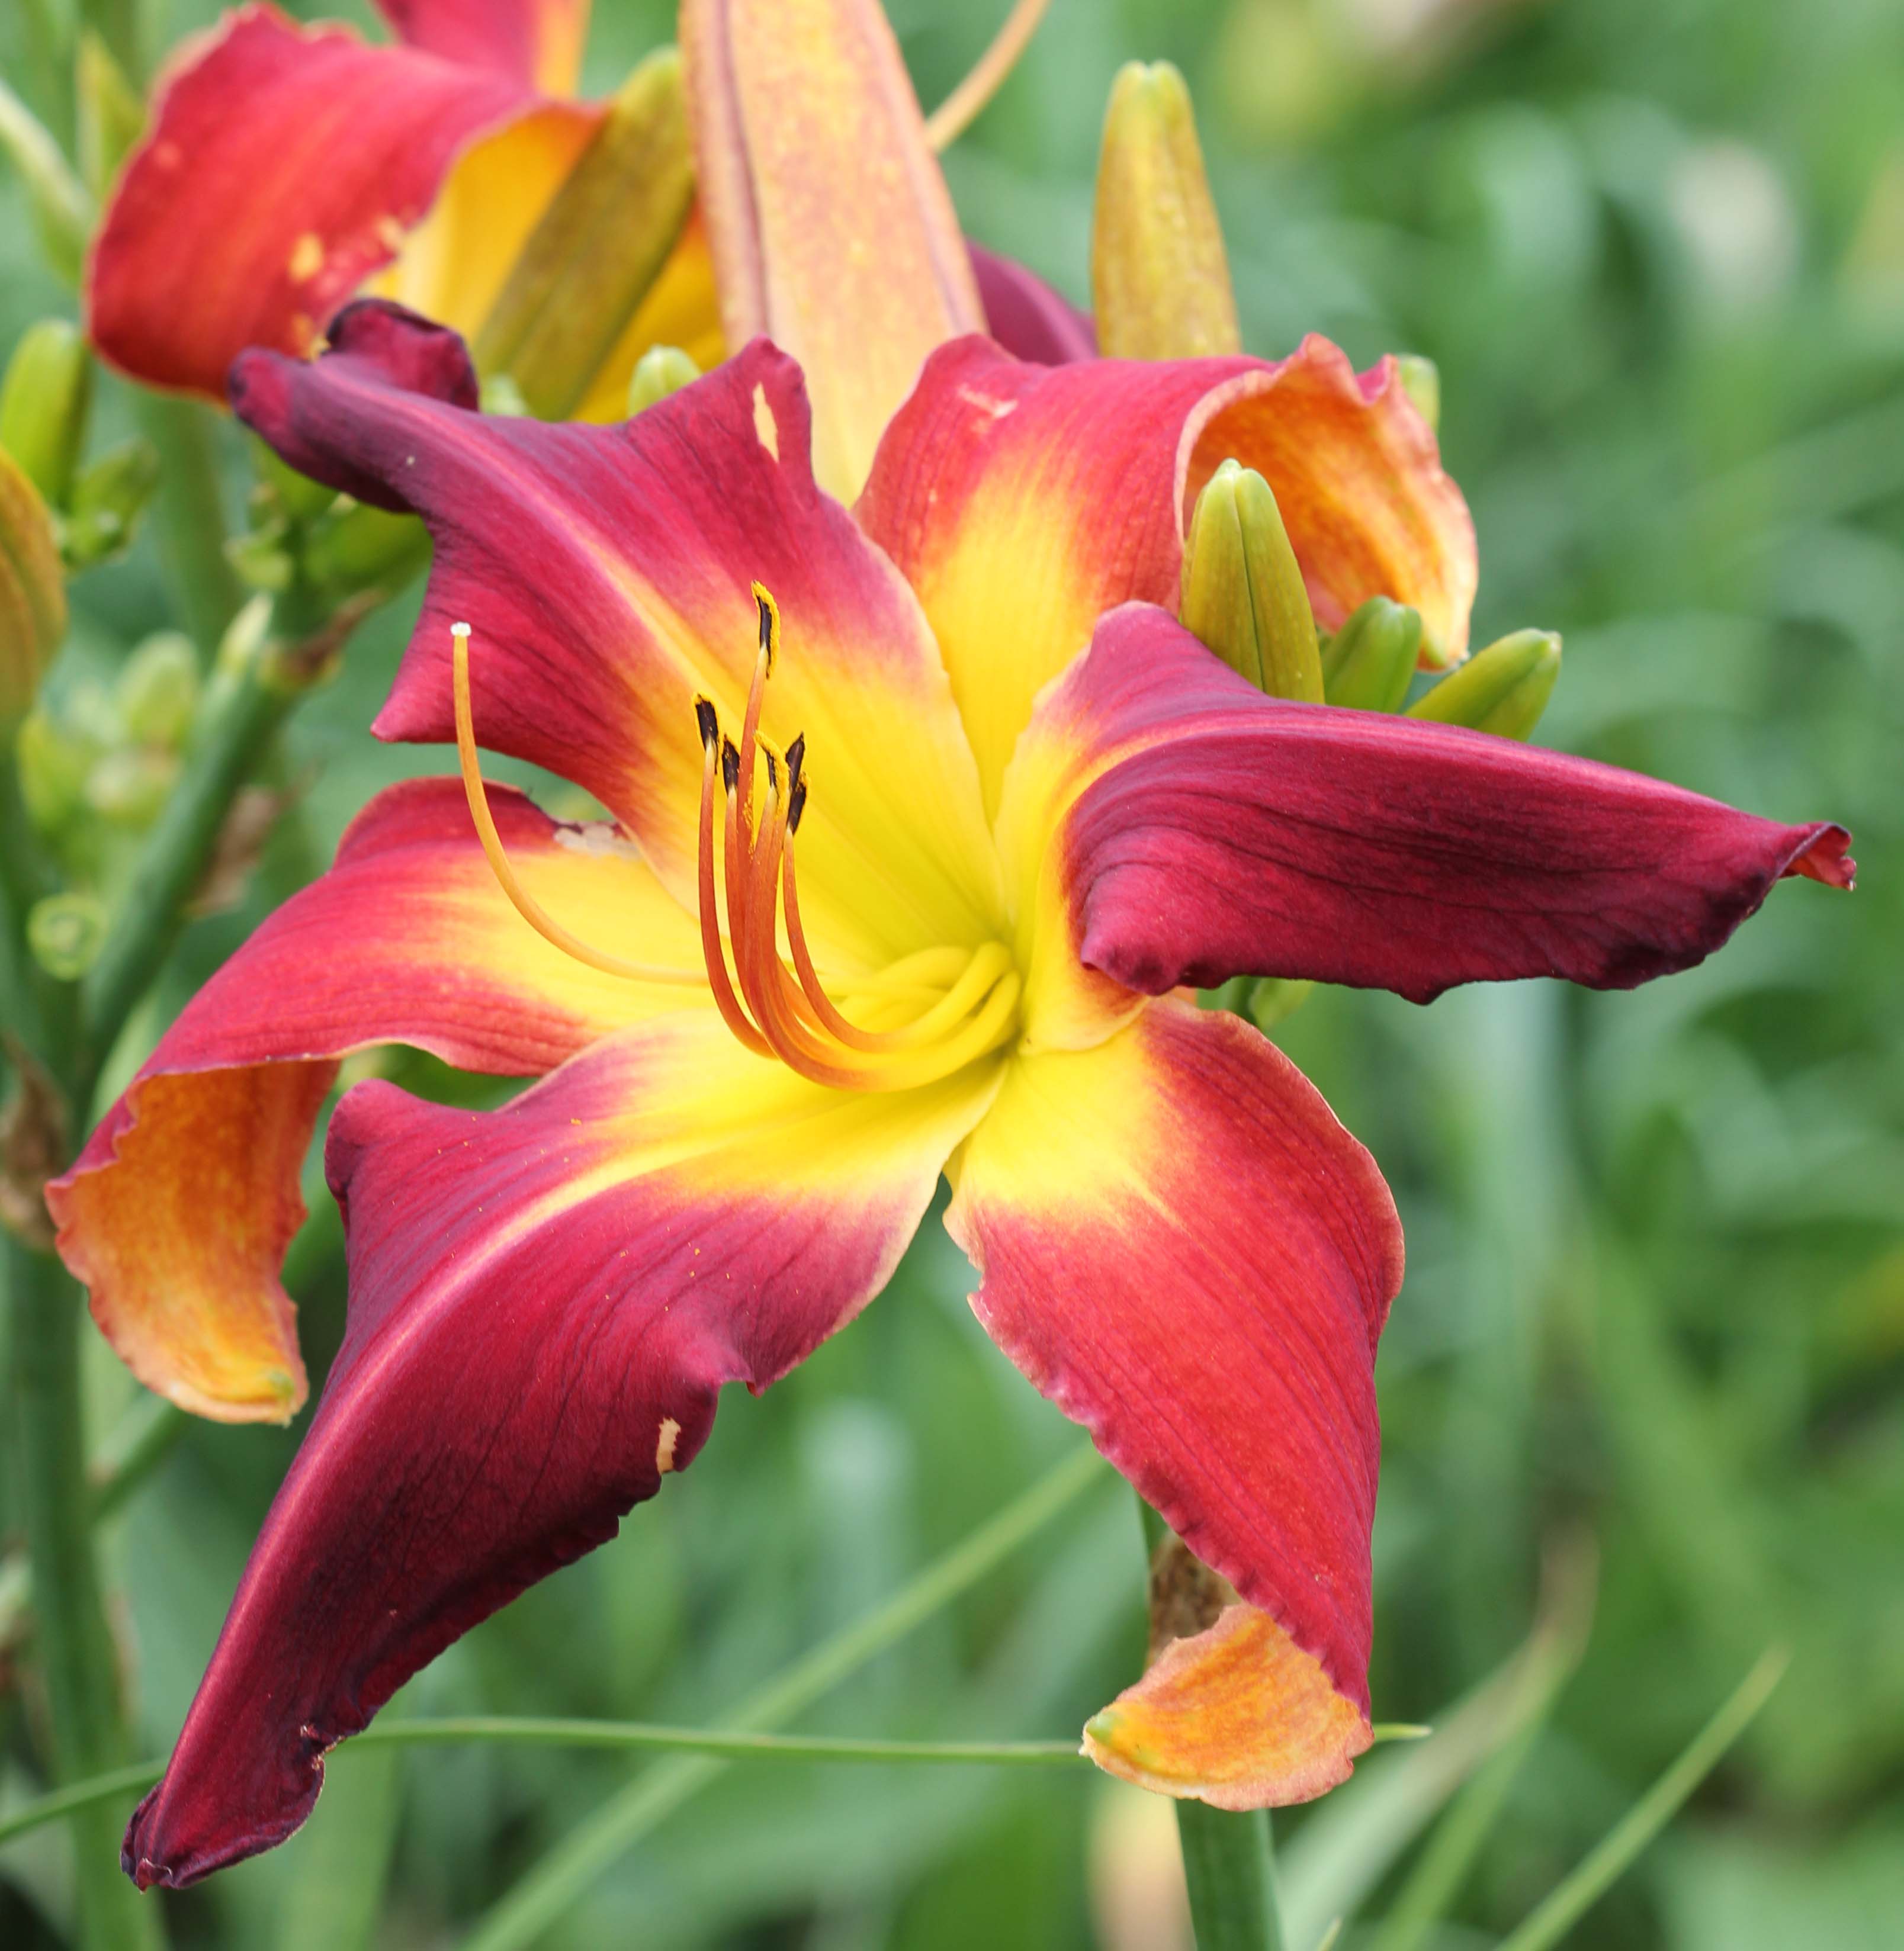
[1041, 604, 1854, 1005]
[227, 300, 479, 507]
[121, 1017, 994, 1888]
[969, 243, 1096, 364]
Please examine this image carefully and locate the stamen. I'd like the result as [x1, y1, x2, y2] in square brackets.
[451, 623, 699, 986]
[687, 586, 1024, 1092]
[925, 0, 1052, 152]
[695, 717, 771, 1056]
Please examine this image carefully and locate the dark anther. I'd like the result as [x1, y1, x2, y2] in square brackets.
[787, 777, 809, 835]
[785, 732, 806, 796]
[765, 749, 779, 793]
[694, 696, 720, 750]
[720, 737, 740, 795]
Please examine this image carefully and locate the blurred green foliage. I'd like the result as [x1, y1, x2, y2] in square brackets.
[1, 0, 1900, 1946]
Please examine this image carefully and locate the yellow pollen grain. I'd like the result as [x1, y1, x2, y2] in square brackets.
[288, 231, 325, 283]
[375, 214, 406, 253]
[656, 1417, 681, 1474]
[752, 384, 779, 459]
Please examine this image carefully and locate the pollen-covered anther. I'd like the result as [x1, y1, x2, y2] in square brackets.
[687, 585, 1022, 1092]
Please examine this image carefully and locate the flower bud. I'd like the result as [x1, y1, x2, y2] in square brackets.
[301, 504, 429, 602]
[0, 444, 66, 725]
[627, 344, 701, 415]
[473, 49, 696, 420]
[1395, 353, 1440, 434]
[251, 436, 337, 525]
[28, 892, 108, 981]
[117, 632, 201, 748]
[1092, 62, 1241, 360]
[62, 436, 159, 571]
[1, 319, 92, 509]
[76, 30, 145, 200]
[1406, 628, 1561, 741]
[1180, 459, 1322, 702]
[15, 709, 89, 830]
[1320, 596, 1421, 713]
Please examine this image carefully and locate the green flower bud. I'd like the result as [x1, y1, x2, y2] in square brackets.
[473, 47, 695, 420]
[1180, 459, 1322, 702]
[86, 744, 178, 825]
[1406, 628, 1561, 741]
[76, 30, 145, 200]
[0, 445, 66, 726]
[225, 521, 296, 594]
[627, 345, 702, 415]
[302, 503, 429, 600]
[15, 707, 91, 830]
[1, 319, 92, 508]
[479, 373, 531, 418]
[116, 632, 201, 748]
[251, 435, 337, 523]
[1092, 62, 1241, 360]
[27, 891, 108, 981]
[1395, 353, 1440, 433]
[63, 436, 159, 571]
[1320, 596, 1422, 713]
[1248, 977, 1314, 1031]
[0, 79, 89, 283]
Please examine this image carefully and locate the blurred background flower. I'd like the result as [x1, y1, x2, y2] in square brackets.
[1, 0, 1899, 1946]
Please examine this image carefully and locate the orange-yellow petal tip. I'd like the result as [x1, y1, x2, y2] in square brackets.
[1083, 1602, 1374, 1809]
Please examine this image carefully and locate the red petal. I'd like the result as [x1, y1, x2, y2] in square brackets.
[374, 0, 589, 92]
[947, 999, 1403, 1714]
[1036, 604, 1854, 1005]
[85, 5, 571, 400]
[232, 308, 1003, 966]
[121, 1014, 995, 1888]
[856, 334, 1476, 815]
[49, 779, 702, 1422]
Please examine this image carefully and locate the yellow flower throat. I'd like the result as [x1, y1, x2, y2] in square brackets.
[451, 589, 1019, 1093]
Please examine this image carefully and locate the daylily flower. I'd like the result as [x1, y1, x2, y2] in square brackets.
[46, 298, 1850, 1886]
[85, 0, 1082, 430]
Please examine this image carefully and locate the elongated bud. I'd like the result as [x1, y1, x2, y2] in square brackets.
[62, 437, 159, 571]
[627, 344, 701, 415]
[1395, 353, 1440, 434]
[0, 445, 66, 725]
[1, 320, 92, 508]
[1180, 459, 1322, 701]
[682, 0, 984, 500]
[117, 632, 201, 748]
[76, 31, 145, 200]
[301, 504, 429, 601]
[1407, 628, 1561, 740]
[1320, 596, 1421, 713]
[474, 49, 696, 420]
[1092, 62, 1241, 360]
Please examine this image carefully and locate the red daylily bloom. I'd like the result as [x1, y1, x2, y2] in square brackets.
[50, 304, 1848, 1886]
[84, 0, 1085, 420]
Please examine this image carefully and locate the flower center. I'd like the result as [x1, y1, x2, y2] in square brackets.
[691, 586, 1020, 1092]
[449, 595, 1020, 1094]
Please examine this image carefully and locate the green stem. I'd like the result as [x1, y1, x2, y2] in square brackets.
[463, 1444, 1110, 1951]
[0, 1727, 1086, 1853]
[130, 393, 242, 654]
[1135, 1494, 1285, 1951]
[6, 1239, 165, 1950]
[76, 655, 293, 1104]
[1178, 1804, 1286, 1951]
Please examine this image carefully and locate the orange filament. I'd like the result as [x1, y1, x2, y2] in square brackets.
[688, 589, 1021, 1092]
[451, 623, 700, 986]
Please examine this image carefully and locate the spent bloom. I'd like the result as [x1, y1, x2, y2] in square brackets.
[45, 298, 1850, 1886]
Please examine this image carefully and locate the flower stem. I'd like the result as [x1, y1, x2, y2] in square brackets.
[75, 650, 293, 1104]
[1134, 1493, 1286, 1951]
[5, 1238, 165, 1950]
[130, 392, 242, 654]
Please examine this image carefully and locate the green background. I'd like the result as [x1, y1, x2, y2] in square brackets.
[2, 0, 1900, 1944]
